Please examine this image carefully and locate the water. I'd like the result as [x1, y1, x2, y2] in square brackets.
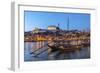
[24, 42, 90, 62]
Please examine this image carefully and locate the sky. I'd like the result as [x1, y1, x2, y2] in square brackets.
[24, 11, 90, 32]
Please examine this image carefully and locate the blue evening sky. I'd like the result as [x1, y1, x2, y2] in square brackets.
[24, 11, 90, 32]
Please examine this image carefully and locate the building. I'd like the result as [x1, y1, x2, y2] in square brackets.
[47, 25, 59, 30]
[32, 28, 47, 34]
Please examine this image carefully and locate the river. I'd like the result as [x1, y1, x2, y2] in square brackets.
[24, 42, 90, 61]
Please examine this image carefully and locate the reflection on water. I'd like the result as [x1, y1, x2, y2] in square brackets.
[24, 42, 90, 61]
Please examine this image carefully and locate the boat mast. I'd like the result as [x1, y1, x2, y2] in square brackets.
[67, 17, 70, 45]
[67, 17, 69, 31]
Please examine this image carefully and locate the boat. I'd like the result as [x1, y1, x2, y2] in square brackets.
[47, 43, 81, 53]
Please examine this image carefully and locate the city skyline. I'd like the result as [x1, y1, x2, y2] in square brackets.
[24, 11, 90, 32]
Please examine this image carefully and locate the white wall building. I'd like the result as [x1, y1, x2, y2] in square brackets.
[47, 25, 59, 30]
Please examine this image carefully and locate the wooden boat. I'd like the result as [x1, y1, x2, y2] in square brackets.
[47, 43, 81, 53]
